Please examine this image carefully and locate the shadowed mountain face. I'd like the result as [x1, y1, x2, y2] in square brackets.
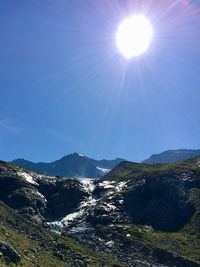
[1, 158, 200, 266]
[143, 149, 200, 164]
[12, 153, 124, 178]
[123, 174, 195, 231]
[102, 159, 200, 232]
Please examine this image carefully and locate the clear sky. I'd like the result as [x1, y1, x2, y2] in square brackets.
[1, 0, 200, 163]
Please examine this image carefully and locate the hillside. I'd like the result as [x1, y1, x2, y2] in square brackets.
[0, 161, 123, 266]
[143, 149, 200, 164]
[0, 158, 200, 266]
[0, 202, 122, 267]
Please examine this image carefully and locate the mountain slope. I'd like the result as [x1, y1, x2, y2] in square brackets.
[1, 158, 200, 266]
[0, 202, 123, 267]
[12, 153, 124, 178]
[143, 149, 200, 164]
[0, 161, 124, 266]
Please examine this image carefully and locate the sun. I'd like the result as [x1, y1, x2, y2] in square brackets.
[116, 15, 153, 59]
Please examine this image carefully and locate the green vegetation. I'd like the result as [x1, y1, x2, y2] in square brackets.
[117, 189, 200, 264]
[125, 224, 200, 264]
[100, 157, 200, 265]
[0, 202, 123, 267]
[1, 157, 200, 266]
[104, 156, 200, 182]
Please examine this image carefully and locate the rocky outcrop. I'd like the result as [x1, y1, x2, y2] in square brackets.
[0, 241, 21, 264]
[0, 161, 89, 223]
[46, 178, 89, 219]
[123, 174, 195, 231]
[151, 248, 200, 267]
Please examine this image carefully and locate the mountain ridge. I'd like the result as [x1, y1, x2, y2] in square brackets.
[12, 149, 200, 179]
[143, 148, 200, 164]
[12, 152, 124, 178]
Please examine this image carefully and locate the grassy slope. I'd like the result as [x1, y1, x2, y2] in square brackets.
[0, 202, 123, 267]
[103, 157, 200, 182]
[0, 160, 124, 266]
[102, 157, 200, 264]
[1, 158, 200, 266]
[97, 188, 200, 265]
[125, 188, 200, 264]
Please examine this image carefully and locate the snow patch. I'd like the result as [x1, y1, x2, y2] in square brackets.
[18, 172, 38, 185]
[78, 153, 85, 157]
[96, 166, 110, 174]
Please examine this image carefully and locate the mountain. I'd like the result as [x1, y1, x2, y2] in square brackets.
[0, 160, 120, 266]
[12, 153, 124, 178]
[1, 158, 200, 266]
[143, 149, 200, 164]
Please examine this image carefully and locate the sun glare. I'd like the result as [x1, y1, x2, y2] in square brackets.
[116, 15, 153, 59]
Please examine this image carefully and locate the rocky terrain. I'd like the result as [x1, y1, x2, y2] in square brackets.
[12, 153, 124, 178]
[0, 157, 200, 266]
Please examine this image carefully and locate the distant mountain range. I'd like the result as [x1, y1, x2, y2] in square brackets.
[143, 149, 200, 164]
[12, 149, 200, 179]
[12, 153, 124, 178]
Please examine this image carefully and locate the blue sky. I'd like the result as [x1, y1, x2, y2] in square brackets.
[1, 0, 200, 162]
